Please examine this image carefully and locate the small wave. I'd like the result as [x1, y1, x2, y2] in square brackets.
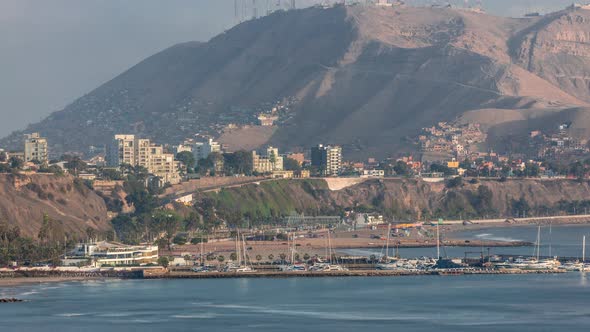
[55, 313, 89, 317]
[18, 291, 39, 296]
[475, 233, 521, 242]
[172, 313, 217, 319]
[475, 233, 492, 238]
[202, 304, 424, 321]
[97, 313, 134, 317]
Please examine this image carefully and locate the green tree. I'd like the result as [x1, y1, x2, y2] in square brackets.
[393, 161, 410, 176]
[9, 157, 24, 170]
[65, 157, 87, 175]
[303, 253, 310, 261]
[125, 188, 158, 215]
[217, 255, 225, 263]
[283, 158, 302, 171]
[223, 151, 253, 175]
[158, 256, 170, 268]
[269, 150, 277, 170]
[86, 227, 97, 242]
[176, 151, 196, 173]
[184, 212, 201, 236]
[445, 177, 463, 188]
[230, 252, 238, 261]
[152, 210, 181, 250]
[100, 168, 124, 180]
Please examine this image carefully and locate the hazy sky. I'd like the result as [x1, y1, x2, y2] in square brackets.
[0, 0, 576, 137]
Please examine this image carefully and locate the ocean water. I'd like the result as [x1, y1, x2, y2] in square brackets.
[2, 275, 590, 331]
[343, 224, 590, 259]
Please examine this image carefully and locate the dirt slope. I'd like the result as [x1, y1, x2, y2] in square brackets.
[0, 174, 111, 238]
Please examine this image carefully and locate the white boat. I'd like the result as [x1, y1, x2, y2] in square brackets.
[281, 264, 307, 272]
[310, 263, 348, 272]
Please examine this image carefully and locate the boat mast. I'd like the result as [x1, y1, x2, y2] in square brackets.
[536, 225, 541, 261]
[291, 233, 295, 264]
[583, 236, 586, 273]
[549, 222, 553, 258]
[436, 222, 440, 259]
[242, 234, 249, 267]
[325, 227, 329, 263]
[327, 228, 332, 264]
[236, 229, 241, 265]
[385, 223, 391, 261]
[200, 239, 204, 266]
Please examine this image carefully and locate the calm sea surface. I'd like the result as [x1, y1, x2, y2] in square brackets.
[3, 225, 590, 331]
[343, 224, 590, 259]
[2, 275, 590, 331]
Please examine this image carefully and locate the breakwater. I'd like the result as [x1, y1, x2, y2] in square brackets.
[146, 269, 566, 280]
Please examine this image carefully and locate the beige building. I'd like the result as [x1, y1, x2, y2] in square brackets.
[24, 133, 48, 164]
[109, 135, 181, 184]
[252, 146, 283, 173]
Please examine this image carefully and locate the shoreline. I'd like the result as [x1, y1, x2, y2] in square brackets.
[0, 276, 105, 288]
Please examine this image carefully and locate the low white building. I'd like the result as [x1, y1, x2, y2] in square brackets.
[361, 169, 385, 178]
[70, 241, 159, 267]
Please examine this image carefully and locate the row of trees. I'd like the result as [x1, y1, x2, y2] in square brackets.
[176, 151, 302, 177]
[0, 214, 79, 266]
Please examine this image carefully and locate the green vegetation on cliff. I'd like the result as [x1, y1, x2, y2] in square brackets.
[195, 178, 590, 225]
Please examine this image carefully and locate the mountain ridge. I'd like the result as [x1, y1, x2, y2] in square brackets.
[3, 5, 590, 158]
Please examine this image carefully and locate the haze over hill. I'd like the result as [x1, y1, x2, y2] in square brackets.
[4, 4, 590, 158]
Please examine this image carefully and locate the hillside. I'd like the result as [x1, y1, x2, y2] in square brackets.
[0, 174, 111, 238]
[3, 5, 590, 157]
[198, 178, 590, 223]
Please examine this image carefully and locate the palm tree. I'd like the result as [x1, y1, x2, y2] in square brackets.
[268, 254, 274, 263]
[230, 252, 238, 261]
[255, 255, 262, 263]
[303, 253, 311, 262]
[279, 253, 287, 263]
[217, 255, 225, 263]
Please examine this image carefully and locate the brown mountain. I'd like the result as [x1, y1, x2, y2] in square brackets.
[3, 5, 590, 158]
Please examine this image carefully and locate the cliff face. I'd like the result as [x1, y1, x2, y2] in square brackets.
[511, 9, 590, 103]
[199, 178, 590, 222]
[0, 174, 111, 238]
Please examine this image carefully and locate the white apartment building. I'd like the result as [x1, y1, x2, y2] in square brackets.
[24, 133, 48, 164]
[172, 138, 221, 161]
[109, 135, 181, 184]
[252, 146, 283, 173]
[311, 144, 342, 177]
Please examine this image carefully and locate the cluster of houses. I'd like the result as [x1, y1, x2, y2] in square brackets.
[418, 122, 485, 156]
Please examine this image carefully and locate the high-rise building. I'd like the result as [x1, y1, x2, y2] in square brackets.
[108, 135, 181, 184]
[24, 133, 48, 164]
[311, 144, 342, 177]
[252, 146, 283, 173]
